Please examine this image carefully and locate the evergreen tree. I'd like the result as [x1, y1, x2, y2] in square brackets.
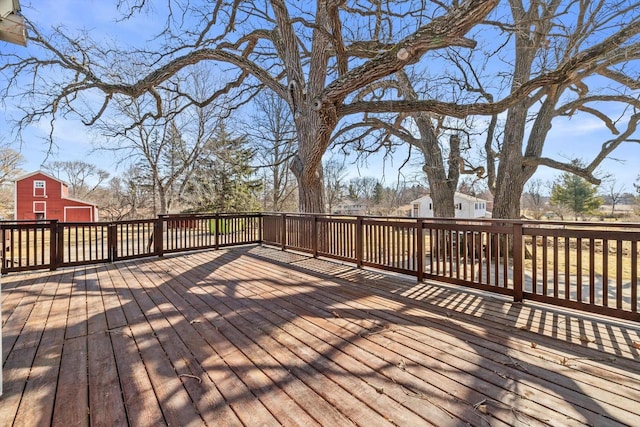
[550, 166, 602, 220]
[372, 182, 384, 205]
[184, 126, 262, 213]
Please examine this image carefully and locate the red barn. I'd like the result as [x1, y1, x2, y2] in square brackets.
[14, 171, 99, 222]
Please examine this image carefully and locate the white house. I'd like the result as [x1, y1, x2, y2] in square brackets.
[333, 201, 368, 216]
[411, 192, 489, 219]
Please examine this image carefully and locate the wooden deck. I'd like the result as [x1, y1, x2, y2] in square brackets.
[2, 245, 640, 427]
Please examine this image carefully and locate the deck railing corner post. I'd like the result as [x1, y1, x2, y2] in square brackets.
[513, 221, 524, 302]
[107, 223, 117, 262]
[281, 213, 287, 251]
[312, 214, 318, 258]
[416, 218, 424, 283]
[155, 215, 165, 257]
[356, 216, 363, 268]
[50, 219, 60, 271]
[0, 222, 5, 275]
[214, 213, 220, 250]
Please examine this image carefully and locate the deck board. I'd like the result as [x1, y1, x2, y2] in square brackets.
[2, 245, 640, 426]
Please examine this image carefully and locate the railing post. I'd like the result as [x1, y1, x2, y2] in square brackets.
[312, 215, 318, 258]
[258, 213, 263, 244]
[213, 213, 220, 250]
[155, 216, 165, 257]
[513, 221, 524, 302]
[51, 220, 61, 270]
[108, 223, 117, 262]
[416, 218, 424, 282]
[281, 213, 287, 251]
[0, 224, 5, 275]
[356, 216, 363, 268]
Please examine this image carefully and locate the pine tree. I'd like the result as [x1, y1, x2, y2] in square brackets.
[184, 125, 262, 213]
[550, 166, 602, 220]
[372, 182, 384, 205]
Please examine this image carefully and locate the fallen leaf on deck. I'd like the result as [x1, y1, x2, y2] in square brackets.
[530, 342, 537, 349]
[579, 335, 595, 344]
[633, 342, 640, 350]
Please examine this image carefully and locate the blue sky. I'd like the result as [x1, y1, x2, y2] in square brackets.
[2, 1, 639, 195]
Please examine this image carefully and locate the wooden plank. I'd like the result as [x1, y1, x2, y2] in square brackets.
[65, 267, 88, 339]
[52, 335, 89, 426]
[1, 274, 47, 361]
[103, 267, 167, 427]
[152, 264, 347, 426]
[83, 266, 128, 427]
[12, 268, 73, 427]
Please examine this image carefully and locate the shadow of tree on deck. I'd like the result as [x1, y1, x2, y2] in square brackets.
[2, 245, 640, 426]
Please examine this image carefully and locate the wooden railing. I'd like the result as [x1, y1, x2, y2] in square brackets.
[0, 213, 261, 274]
[2, 213, 639, 321]
[262, 213, 640, 322]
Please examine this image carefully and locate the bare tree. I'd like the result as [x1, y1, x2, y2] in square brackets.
[0, 1, 522, 213]
[337, 2, 640, 219]
[95, 70, 225, 215]
[246, 92, 298, 212]
[323, 156, 347, 214]
[0, 140, 23, 186]
[333, 71, 467, 217]
[42, 160, 109, 199]
[522, 178, 549, 220]
[94, 166, 155, 220]
[485, 1, 640, 219]
[601, 178, 626, 217]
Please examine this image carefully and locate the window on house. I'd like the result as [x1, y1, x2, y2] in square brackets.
[428, 203, 432, 210]
[413, 203, 419, 217]
[33, 201, 46, 220]
[33, 180, 46, 197]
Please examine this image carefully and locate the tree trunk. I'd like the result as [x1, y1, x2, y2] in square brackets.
[289, 94, 334, 212]
[492, 155, 530, 219]
[157, 183, 168, 215]
[418, 133, 460, 218]
[490, 70, 532, 220]
[295, 168, 325, 213]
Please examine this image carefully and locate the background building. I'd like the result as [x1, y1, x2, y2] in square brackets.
[411, 192, 489, 219]
[14, 171, 99, 221]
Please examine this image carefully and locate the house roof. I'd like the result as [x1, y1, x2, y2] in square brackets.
[411, 192, 487, 204]
[63, 196, 99, 207]
[14, 170, 69, 186]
